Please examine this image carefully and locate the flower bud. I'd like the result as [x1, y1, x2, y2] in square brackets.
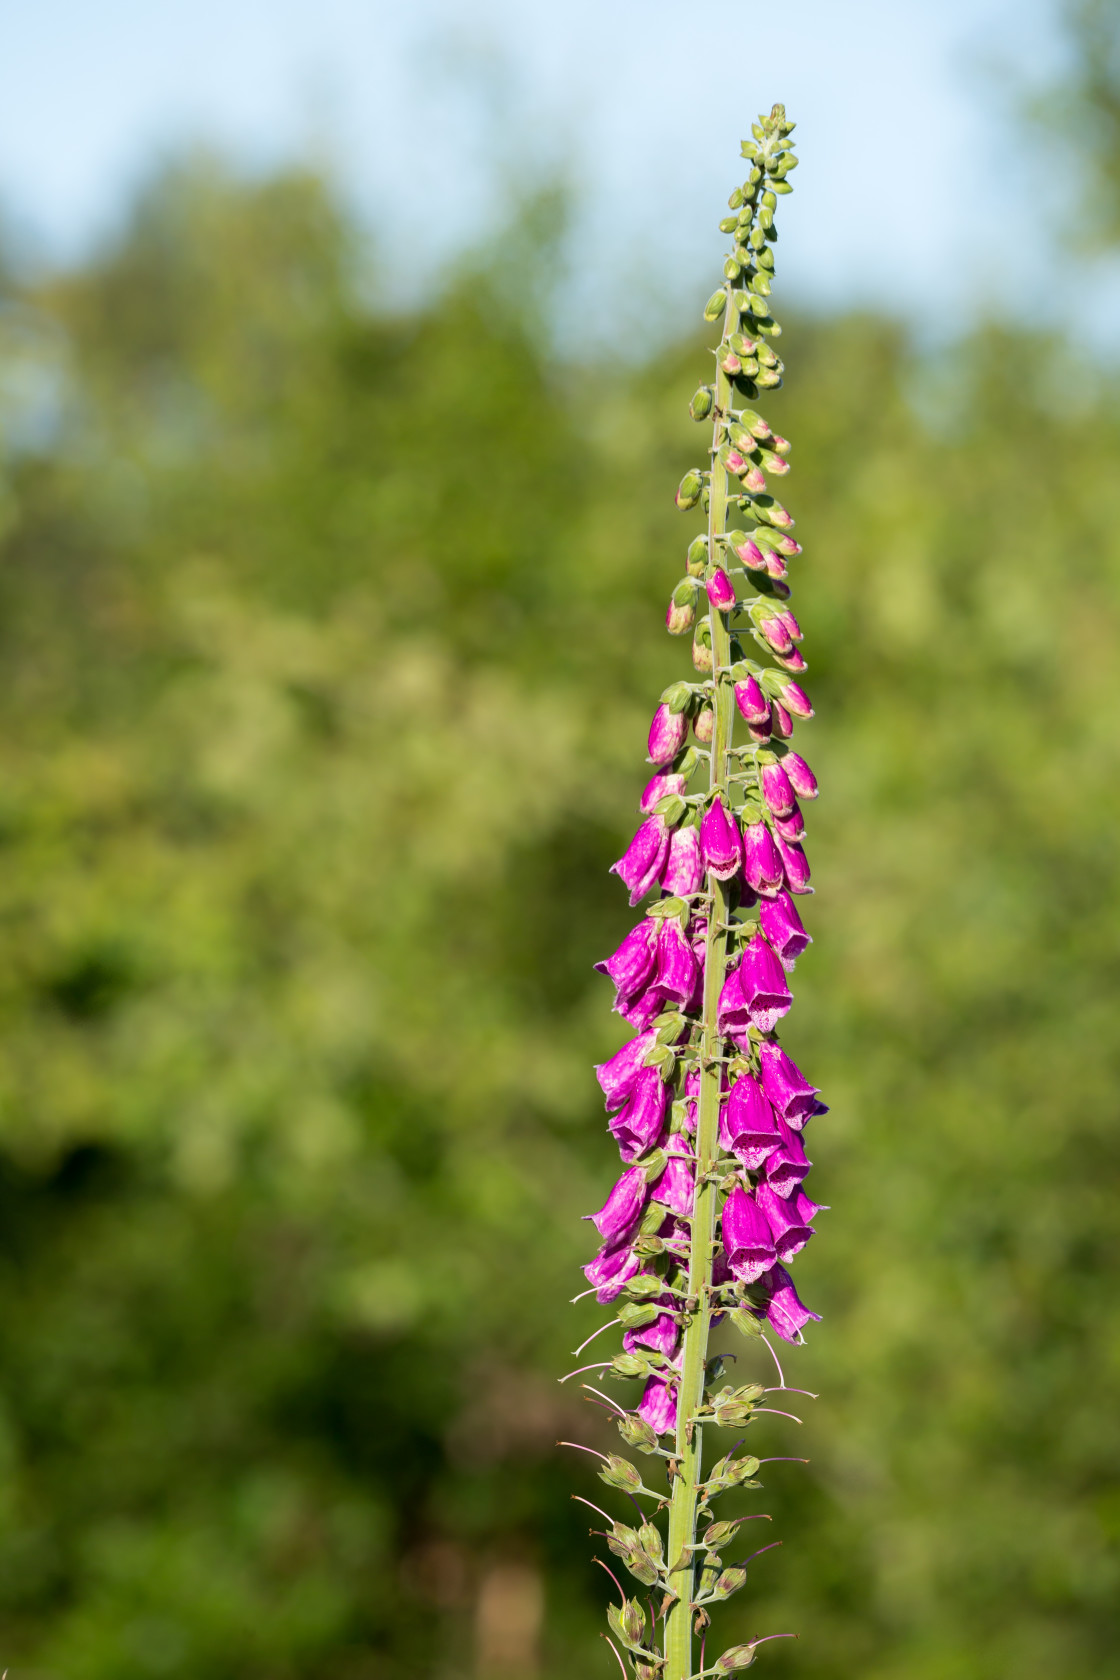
[686, 534, 709, 574]
[712, 1565, 748, 1600]
[667, 578, 701, 635]
[692, 620, 714, 674]
[693, 705, 715, 743]
[727, 529, 767, 570]
[757, 447, 789, 477]
[741, 463, 767, 493]
[770, 432, 791, 456]
[774, 804, 804, 841]
[756, 368, 782, 389]
[724, 255, 743, 281]
[771, 532, 802, 556]
[706, 568, 737, 611]
[782, 750, 818, 799]
[704, 289, 728, 322]
[734, 676, 769, 725]
[701, 796, 743, 881]
[718, 215, 739, 233]
[718, 344, 743, 377]
[640, 771, 686, 814]
[647, 704, 689, 765]
[752, 607, 793, 655]
[690, 385, 715, 421]
[721, 444, 751, 477]
[775, 832, 811, 895]
[770, 700, 793, 737]
[715, 1644, 760, 1671]
[778, 678, 813, 718]
[676, 469, 703, 510]
[759, 760, 796, 817]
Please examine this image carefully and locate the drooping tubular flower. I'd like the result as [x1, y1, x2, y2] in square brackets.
[569, 106, 824, 1680]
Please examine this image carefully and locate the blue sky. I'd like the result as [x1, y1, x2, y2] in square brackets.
[0, 0, 1114, 345]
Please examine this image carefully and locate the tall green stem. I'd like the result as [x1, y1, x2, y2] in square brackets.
[664, 295, 736, 1680]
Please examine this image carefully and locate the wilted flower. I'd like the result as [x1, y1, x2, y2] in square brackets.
[583, 1240, 641, 1303]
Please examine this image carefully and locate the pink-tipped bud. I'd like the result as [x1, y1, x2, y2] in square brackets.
[640, 772, 686, 815]
[759, 761, 796, 818]
[741, 465, 767, 493]
[764, 550, 788, 580]
[666, 578, 700, 636]
[719, 346, 744, 376]
[778, 648, 807, 673]
[758, 447, 790, 477]
[693, 706, 715, 743]
[729, 531, 766, 570]
[647, 704, 689, 765]
[776, 607, 802, 642]
[706, 568, 737, 611]
[783, 751, 818, 799]
[779, 679, 813, 719]
[770, 432, 791, 456]
[771, 533, 801, 557]
[734, 677, 770, 725]
[771, 701, 794, 737]
[756, 613, 794, 655]
[723, 447, 750, 477]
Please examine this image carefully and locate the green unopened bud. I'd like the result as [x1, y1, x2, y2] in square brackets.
[751, 495, 794, 530]
[755, 246, 775, 272]
[718, 216, 739, 233]
[728, 187, 744, 209]
[617, 1412, 660, 1453]
[715, 1644, 759, 1671]
[622, 1548, 661, 1588]
[756, 369, 782, 389]
[623, 1271, 666, 1298]
[723, 256, 743, 281]
[686, 535, 709, 575]
[758, 446, 790, 476]
[758, 206, 774, 231]
[740, 140, 760, 159]
[619, 1299, 662, 1328]
[737, 407, 770, 439]
[749, 271, 771, 297]
[762, 189, 777, 209]
[729, 331, 757, 357]
[660, 679, 694, 714]
[749, 224, 766, 250]
[770, 178, 793, 194]
[750, 123, 764, 141]
[704, 1519, 745, 1548]
[638, 1522, 663, 1564]
[689, 384, 715, 421]
[704, 289, 728, 322]
[748, 294, 770, 318]
[611, 1351, 652, 1381]
[667, 578, 700, 635]
[676, 469, 704, 510]
[639, 1198, 671, 1235]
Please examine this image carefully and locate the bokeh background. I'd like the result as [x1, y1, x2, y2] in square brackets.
[0, 2, 1118, 1677]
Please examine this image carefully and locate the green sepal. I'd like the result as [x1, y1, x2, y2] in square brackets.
[618, 1298, 663, 1327]
[652, 792, 687, 826]
[715, 1645, 760, 1672]
[599, 1453, 643, 1492]
[622, 1272, 668, 1299]
[686, 534, 710, 572]
[676, 469, 704, 510]
[638, 1199, 672, 1236]
[646, 895, 686, 919]
[660, 679, 694, 713]
[711, 1565, 748, 1601]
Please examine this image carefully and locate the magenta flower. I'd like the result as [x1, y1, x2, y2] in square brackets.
[719, 1072, 782, 1168]
[595, 1029, 658, 1110]
[742, 819, 784, 896]
[759, 889, 811, 970]
[706, 568, 737, 611]
[763, 1118, 811, 1197]
[653, 917, 701, 1007]
[624, 1310, 680, 1357]
[583, 1240, 641, 1304]
[775, 832, 811, 895]
[588, 1165, 650, 1243]
[734, 677, 770, 725]
[594, 920, 657, 1010]
[652, 1136, 695, 1217]
[640, 771, 686, 814]
[758, 1040, 819, 1128]
[638, 1373, 678, 1436]
[783, 751, 818, 800]
[756, 1178, 815, 1261]
[611, 815, 672, 906]
[760, 761, 796, 818]
[721, 1186, 777, 1284]
[659, 824, 702, 896]
[762, 1264, 822, 1343]
[647, 703, 689, 765]
[738, 935, 793, 1033]
[700, 796, 742, 881]
[608, 1066, 670, 1160]
[716, 963, 748, 1041]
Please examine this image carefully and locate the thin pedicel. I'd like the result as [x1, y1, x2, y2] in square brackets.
[568, 104, 824, 1679]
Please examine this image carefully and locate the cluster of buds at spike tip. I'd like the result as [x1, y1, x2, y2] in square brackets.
[571, 106, 820, 1680]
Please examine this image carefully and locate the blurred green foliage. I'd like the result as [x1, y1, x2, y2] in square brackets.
[0, 148, 1117, 1680]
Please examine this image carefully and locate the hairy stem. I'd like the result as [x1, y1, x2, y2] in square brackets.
[664, 290, 736, 1680]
